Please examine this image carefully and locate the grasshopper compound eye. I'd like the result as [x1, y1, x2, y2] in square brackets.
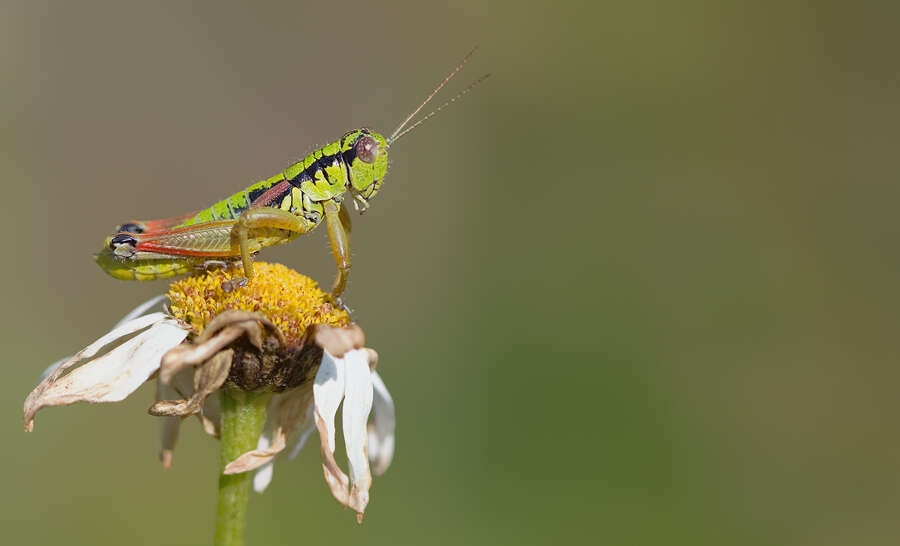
[356, 136, 378, 163]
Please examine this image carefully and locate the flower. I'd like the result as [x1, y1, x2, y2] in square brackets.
[24, 263, 396, 522]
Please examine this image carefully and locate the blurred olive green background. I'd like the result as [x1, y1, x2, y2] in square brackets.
[3, 1, 900, 544]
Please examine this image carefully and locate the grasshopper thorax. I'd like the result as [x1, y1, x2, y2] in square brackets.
[340, 128, 389, 209]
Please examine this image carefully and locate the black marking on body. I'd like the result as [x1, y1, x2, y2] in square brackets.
[341, 145, 357, 166]
[317, 155, 333, 182]
[229, 204, 247, 217]
[287, 168, 312, 188]
[286, 152, 343, 187]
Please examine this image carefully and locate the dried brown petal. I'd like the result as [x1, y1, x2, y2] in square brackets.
[158, 311, 282, 386]
[199, 310, 283, 347]
[150, 350, 233, 417]
[316, 411, 351, 507]
[364, 348, 378, 371]
[307, 323, 365, 357]
[159, 326, 241, 385]
[223, 428, 286, 474]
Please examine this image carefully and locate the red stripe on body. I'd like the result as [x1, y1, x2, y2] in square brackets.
[250, 180, 292, 208]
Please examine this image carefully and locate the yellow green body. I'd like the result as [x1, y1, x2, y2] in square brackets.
[96, 129, 389, 294]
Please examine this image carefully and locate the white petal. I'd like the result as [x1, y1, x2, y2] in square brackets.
[25, 314, 184, 431]
[46, 320, 186, 403]
[313, 351, 345, 454]
[252, 434, 275, 493]
[368, 370, 396, 476]
[253, 460, 274, 493]
[39, 298, 170, 382]
[58, 312, 170, 366]
[112, 294, 169, 329]
[343, 349, 374, 517]
[37, 312, 170, 383]
[313, 351, 350, 506]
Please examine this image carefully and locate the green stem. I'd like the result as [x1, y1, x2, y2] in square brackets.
[215, 386, 271, 546]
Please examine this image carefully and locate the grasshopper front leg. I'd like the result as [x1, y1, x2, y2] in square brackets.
[324, 199, 352, 300]
[234, 207, 313, 279]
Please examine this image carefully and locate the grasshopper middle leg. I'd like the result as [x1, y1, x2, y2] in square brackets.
[233, 208, 313, 279]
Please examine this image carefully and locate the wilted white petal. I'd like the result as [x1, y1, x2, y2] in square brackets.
[314, 351, 346, 453]
[314, 351, 350, 506]
[35, 312, 169, 384]
[24, 314, 185, 431]
[112, 294, 169, 329]
[368, 370, 396, 476]
[40, 299, 171, 382]
[343, 349, 374, 518]
[253, 460, 274, 493]
[253, 435, 275, 493]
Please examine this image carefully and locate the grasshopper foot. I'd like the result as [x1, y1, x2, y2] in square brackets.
[222, 277, 249, 293]
[333, 296, 352, 315]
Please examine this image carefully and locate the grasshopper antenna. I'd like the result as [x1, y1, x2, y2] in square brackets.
[387, 46, 487, 145]
[388, 72, 490, 144]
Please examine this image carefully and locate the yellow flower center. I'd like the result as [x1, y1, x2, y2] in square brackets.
[167, 262, 349, 344]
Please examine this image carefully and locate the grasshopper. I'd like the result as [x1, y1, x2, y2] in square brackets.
[95, 51, 488, 301]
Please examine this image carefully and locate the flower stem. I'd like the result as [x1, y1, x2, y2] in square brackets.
[215, 386, 271, 546]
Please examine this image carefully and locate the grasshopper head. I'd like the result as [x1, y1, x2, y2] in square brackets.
[341, 128, 388, 209]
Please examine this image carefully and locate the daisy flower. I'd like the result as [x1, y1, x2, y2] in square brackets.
[24, 263, 396, 539]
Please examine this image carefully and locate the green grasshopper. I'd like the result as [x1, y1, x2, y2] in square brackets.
[95, 50, 488, 300]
